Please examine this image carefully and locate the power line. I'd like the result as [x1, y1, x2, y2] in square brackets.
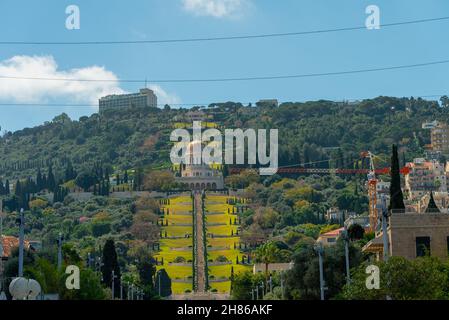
[0, 94, 444, 108]
[1, 16, 448, 45]
[1, 59, 448, 83]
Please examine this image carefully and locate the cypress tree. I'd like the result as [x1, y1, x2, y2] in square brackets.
[155, 269, 172, 297]
[47, 165, 56, 192]
[101, 239, 121, 299]
[426, 192, 440, 213]
[389, 145, 405, 211]
[36, 168, 43, 191]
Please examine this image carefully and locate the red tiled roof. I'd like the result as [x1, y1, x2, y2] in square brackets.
[321, 227, 345, 237]
[1, 236, 30, 258]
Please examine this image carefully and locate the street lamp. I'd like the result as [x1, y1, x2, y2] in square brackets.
[17, 209, 25, 277]
[57, 232, 64, 270]
[314, 242, 325, 301]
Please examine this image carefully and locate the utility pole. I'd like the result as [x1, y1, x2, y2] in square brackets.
[256, 286, 259, 300]
[120, 276, 123, 300]
[131, 283, 134, 300]
[111, 270, 117, 300]
[127, 282, 130, 300]
[343, 228, 351, 285]
[156, 270, 161, 296]
[280, 271, 285, 300]
[57, 232, 63, 270]
[269, 276, 273, 293]
[315, 242, 325, 301]
[381, 195, 390, 262]
[18, 208, 25, 277]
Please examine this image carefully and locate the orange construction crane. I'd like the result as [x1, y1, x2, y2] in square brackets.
[361, 151, 379, 233]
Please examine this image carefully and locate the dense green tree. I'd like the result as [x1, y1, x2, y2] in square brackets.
[255, 241, 281, 289]
[341, 256, 449, 300]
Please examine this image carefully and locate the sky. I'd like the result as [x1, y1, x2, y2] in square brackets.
[0, 0, 448, 131]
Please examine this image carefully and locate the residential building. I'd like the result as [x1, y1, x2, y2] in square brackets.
[406, 192, 449, 214]
[99, 88, 157, 113]
[344, 215, 370, 231]
[404, 158, 448, 199]
[1, 236, 31, 258]
[317, 227, 345, 247]
[253, 262, 293, 274]
[430, 121, 449, 154]
[325, 207, 354, 224]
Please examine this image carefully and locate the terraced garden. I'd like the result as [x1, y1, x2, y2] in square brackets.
[204, 194, 252, 294]
[154, 192, 251, 296]
[155, 194, 194, 294]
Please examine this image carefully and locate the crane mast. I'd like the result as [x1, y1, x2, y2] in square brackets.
[362, 151, 378, 233]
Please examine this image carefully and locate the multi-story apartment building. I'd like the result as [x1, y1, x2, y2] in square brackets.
[404, 158, 448, 199]
[99, 88, 157, 113]
[430, 121, 449, 154]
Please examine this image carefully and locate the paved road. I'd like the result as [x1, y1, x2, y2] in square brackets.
[194, 192, 207, 293]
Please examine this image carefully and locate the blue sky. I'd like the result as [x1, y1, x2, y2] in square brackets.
[0, 0, 448, 131]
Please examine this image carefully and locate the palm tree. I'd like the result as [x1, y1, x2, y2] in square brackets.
[255, 242, 280, 291]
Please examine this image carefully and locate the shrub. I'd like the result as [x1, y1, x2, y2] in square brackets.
[91, 221, 111, 237]
[173, 256, 186, 263]
[215, 255, 229, 263]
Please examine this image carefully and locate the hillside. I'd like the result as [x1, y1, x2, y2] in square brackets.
[0, 96, 446, 182]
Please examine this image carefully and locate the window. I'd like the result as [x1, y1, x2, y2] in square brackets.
[416, 237, 431, 257]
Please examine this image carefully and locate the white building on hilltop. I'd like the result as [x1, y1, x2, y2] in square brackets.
[99, 88, 157, 113]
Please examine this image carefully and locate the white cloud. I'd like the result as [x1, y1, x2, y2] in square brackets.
[182, 0, 250, 18]
[0, 55, 124, 105]
[148, 84, 181, 106]
[0, 55, 180, 107]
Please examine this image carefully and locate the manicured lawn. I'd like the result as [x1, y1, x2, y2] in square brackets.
[171, 282, 193, 295]
[156, 195, 194, 294]
[209, 281, 231, 293]
[204, 195, 250, 294]
[155, 249, 192, 263]
[206, 214, 237, 224]
[160, 238, 192, 249]
[207, 237, 240, 248]
[207, 225, 238, 236]
[164, 225, 193, 237]
[158, 265, 193, 280]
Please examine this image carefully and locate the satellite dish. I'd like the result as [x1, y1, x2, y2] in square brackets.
[9, 277, 28, 300]
[27, 279, 41, 300]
